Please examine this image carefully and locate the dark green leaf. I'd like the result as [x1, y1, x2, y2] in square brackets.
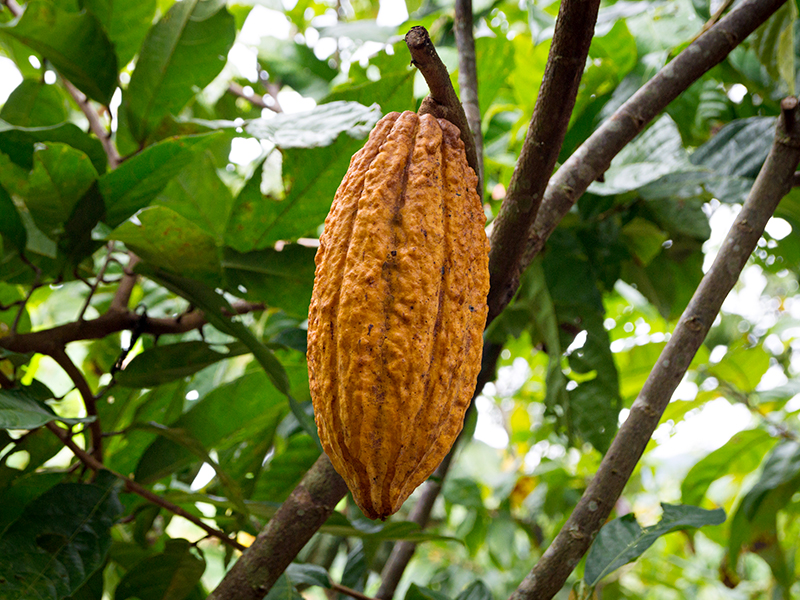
[253, 434, 320, 503]
[115, 341, 249, 387]
[404, 583, 452, 600]
[24, 142, 99, 239]
[0, 79, 68, 127]
[246, 101, 380, 148]
[134, 372, 287, 483]
[152, 150, 234, 241]
[284, 563, 331, 588]
[264, 574, 304, 600]
[455, 581, 493, 600]
[136, 264, 291, 394]
[100, 132, 222, 227]
[81, 0, 158, 67]
[691, 117, 776, 180]
[224, 132, 363, 250]
[108, 206, 221, 281]
[0, 184, 26, 252]
[222, 244, 316, 318]
[0, 471, 123, 600]
[0, 118, 107, 174]
[2, 0, 117, 103]
[124, 0, 235, 142]
[0, 385, 95, 429]
[681, 429, 776, 507]
[114, 539, 205, 600]
[585, 503, 726, 586]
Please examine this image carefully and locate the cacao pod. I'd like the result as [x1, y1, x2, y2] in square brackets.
[307, 110, 490, 520]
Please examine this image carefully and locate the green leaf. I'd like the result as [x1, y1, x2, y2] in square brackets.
[1, 0, 118, 104]
[707, 341, 771, 393]
[475, 36, 514, 114]
[108, 206, 221, 281]
[152, 149, 234, 241]
[264, 574, 304, 600]
[0, 471, 123, 600]
[584, 503, 726, 586]
[253, 435, 320, 503]
[681, 429, 777, 507]
[81, 0, 158, 67]
[124, 0, 235, 142]
[0, 119, 107, 175]
[284, 563, 331, 588]
[246, 101, 381, 148]
[619, 217, 668, 266]
[455, 581, 493, 600]
[136, 264, 291, 394]
[0, 79, 68, 127]
[114, 539, 205, 600]
[25, 142, 99, 238]
[405, 583, 453, 600]
[224, 132, 363, 250]
[0, 183, 26, 252]
[115, 340, 249, 387]
[99, 132, 222, 227]
[0, 385, 95, 429]
[325, 63, 415, 112]
[134, 372, 287, 483]
[221, 244, 316, 318]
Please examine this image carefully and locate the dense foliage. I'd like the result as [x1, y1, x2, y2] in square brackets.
[0, 0, 799, 599]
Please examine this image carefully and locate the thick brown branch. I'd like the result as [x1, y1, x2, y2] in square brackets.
[0, 300, 264, 356]
[524, 0, 788, 275]
[46, 421, 245, 552]
[405, 27, 479, 185]
[486, 0, 600, 323]
[454, 0, 484, 194]
[207, 454, 349, 600]
[510, 99, 800, 600]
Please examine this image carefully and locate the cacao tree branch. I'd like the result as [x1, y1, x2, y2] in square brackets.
[486, 0, 601, 323]
[208, 454, 349, 600]
[46, 421, 246, 552]
[376, 341, 503, 600]
[454, 0, 484, 194]
[405, 26, 479, 184]
[510, 97, 800, 600]
[523, 0, 787, 278]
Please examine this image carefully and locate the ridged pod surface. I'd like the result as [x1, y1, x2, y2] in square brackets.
[307, 110, 490, 520]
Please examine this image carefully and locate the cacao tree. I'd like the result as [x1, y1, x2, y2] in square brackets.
[0, 0, 799, 599]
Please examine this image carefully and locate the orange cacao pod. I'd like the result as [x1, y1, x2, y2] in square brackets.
[307, 110, 490, 520]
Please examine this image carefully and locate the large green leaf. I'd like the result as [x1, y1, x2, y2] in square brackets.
[0, 183, 26, 252]
[257, 36, 337, 100]
[224, 132, 363, 250]
[221, 244, 316, 318]
[124, 0, 235, 142]
[108, 206, 221, 281]
[114, 539, 205, 600]
[0, 385, 95, 429]
[115, 341, 248, 388]
[152, 150, 234, 241]
[0, 118, 106, 174]
[1, 0, 117, 104]
[24, 142, 99, 239]
[681, 429, 777, 507]
[0, 79, 68, 127]
[585, 503, 726, 587]
[134, 371, 287, 483]
[0, 471, 123, 600]
[135, 264, 290, 394]
[81, 0, 158, 67]
[99, 132, 222, 227]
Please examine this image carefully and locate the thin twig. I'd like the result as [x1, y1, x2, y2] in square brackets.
[110, 253, 140, 313]
[688, 0, 736, 44]
[332, 582, 378, 600]
[49, 347, 103, 462]
[62, 79, 120, 169]
[454, 0, 484, 196]
[78, 243, 117, 321]
[509, 98, 800, 600]
[485, 0, 601, 323]
[404, 27, 479, 182]
[46, 421, 245, 552]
